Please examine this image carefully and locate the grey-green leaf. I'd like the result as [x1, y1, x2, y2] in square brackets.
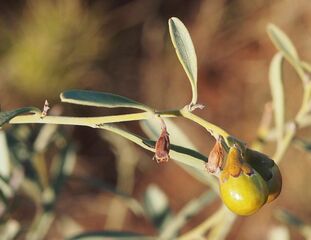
[60, 90, 152, 112]
[144, 184, 171, 229]
[0, 107, 40, 127]
[169, 17, 198, 105]
[68, 231, 153, 240]
[269, 52, 285, 143]
[267, 24, 299, 65]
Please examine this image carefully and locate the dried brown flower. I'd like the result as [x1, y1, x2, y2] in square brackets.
[153, 127, 170, 164]
[206, 139, 224, 174]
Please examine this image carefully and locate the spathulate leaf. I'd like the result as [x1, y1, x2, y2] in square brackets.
[61, 90, 152, 112]
[267, 24, 299, 65]
[0, 107, 40, 127]
[267, 24, 308, 87]
[68, 231, 153, 240]
[169, 17, 198, 105]
[269, 52, 285, 144]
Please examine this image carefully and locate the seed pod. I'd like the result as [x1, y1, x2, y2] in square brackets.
[206, 139, 224, 174]
[245, 149, 282, 203]
[153, 127, 170, 164]
[219, 146, 268, 216]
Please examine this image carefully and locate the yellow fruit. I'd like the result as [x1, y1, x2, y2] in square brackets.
[219, 146, 268, 216]
[220, 171, 268, 216]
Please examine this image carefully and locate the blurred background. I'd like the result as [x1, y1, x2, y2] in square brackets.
[1, 0, 311, 239]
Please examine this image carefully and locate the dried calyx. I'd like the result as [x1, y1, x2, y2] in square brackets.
[220, 144, 254, 183]
[153, 119, 170, 164]
[206, 138, 224, 174]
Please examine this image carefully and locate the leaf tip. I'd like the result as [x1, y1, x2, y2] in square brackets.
[267, 23, 276, 30]
[168, 17, 180, 24]
[59, 92, 65, 102]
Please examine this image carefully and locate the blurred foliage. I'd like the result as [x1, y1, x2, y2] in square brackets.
[0, 122, 77, 239]
[2, 0, 103, 99]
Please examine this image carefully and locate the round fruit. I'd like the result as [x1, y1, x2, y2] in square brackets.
[220, 170, 268, 215]
[245, 149, 282, 203]
[219, 146, 268, 216]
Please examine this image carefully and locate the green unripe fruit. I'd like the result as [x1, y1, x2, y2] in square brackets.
[219, 146, 269, 216]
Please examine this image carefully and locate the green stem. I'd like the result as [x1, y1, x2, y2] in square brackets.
[273, 81, 310, 162]
[294, 63, 308, 87]
[26, 211, 54, 240]
[273, 123, 296, 163]
[98, 124, 154, 152]
[179, 109, 231, 145]
[8, 108, 233, 171]
[10, 109, 231, 146]
[9, 112, 152, 127]
[177, 205, 227, 240]
[160, 190, 216, 239]
[157, 109, 231, 140]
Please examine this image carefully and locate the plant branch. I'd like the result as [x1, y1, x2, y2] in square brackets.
[9, 112, 152, 127]
[10, 107, 231, 147]
[177, 205, 227, 240]
[160, 190, 217, 239]
[180, 109, 231, 145]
